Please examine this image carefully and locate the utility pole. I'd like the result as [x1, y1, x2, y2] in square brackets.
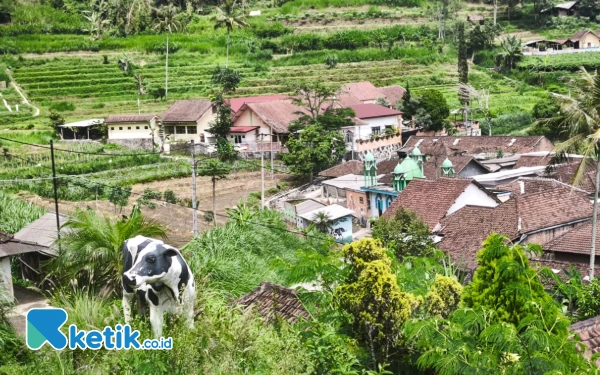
[260, 133, 265, 210]
[165, 33, 169, 100]
[270, 130, 274, 180]
[50, 140, 61, 240]
[190, 140, 198, 236]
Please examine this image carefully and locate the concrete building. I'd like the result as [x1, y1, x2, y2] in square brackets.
[161, 99, 215, 144]
[105, 114, 158, 149]
[298, 204, 356, 243]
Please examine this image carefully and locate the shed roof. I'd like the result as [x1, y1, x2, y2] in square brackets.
[556, 1, 578, 10]
[323, 173, 374, 192]
[319, 160, 363, 178]
[233, 282, 310, 324]
[11, 213, 68, 257]
[300, 204, 356, 221]
[57, 119, 104, 128]
[162, 100, 212, 122]
[290, 199, 327, 216]
[105, 114, 157, 123]
[348, 104, 403, 119]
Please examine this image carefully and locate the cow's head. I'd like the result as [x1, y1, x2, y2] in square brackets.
[123, 243, 180, 288]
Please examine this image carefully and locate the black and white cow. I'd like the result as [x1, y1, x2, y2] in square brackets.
[122, 235, 195, 338]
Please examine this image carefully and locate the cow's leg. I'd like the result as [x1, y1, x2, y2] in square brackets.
[149, 304, 164, 339]
[122, 291, 134, 324]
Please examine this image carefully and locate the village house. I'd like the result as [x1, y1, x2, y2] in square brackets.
[228, 94, 288, 113]
[437, 178, 593, 270]
[297, 204, 356, 243]
[161, 99, 215, 145]
[57, 119, 104, 141]
[282, 198, 326, 228]
[541, 1, 579, 17]
[105, 114, 159, 149]
[338, 81, 406, 108]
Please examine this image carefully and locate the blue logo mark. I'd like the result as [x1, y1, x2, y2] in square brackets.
[26, 308, 172, 351]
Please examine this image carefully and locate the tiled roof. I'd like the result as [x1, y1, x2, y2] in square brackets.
[546, 161, 596, 193]
[105, 114, 157, 123]
[378, 86, 406, 107]
[382, 178, 474, 229]
[438, 179, 593, 268]
[228, 95, 288, 113]
[570, 314, 600, 360]
[513, 155, 551, 168]
[402, 136, 553, 156]
[349, 104, 402, 119]
[229, 126, 259, 133]
[544, 218, 596, 255]
[496, 177, 590, 198]
[319, 160, 363, 178]
[423, 155, 480, 180]
[336, 92, 363, 107]
[238, 99, 309, 134]
[162, 100, 212, 122]
[572, 30, 596, 41]
[233, 282, 310, 324]
[342, 82, 383, 102]
[438, 200, 519, 270]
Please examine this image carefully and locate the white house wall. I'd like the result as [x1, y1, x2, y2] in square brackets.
[197, 110, 217, 144]
[108, 122, 153, 139]
[447, 184, 498, 216]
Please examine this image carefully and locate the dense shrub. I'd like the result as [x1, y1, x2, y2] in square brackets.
[48, 101, 75, 112]
[483, 111, 533, 135]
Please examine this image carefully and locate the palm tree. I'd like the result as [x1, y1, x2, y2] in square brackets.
[498, 35, 522, 71]
[212, 0, 249, 68]
[311, 211, 332, 233]
[538, 67, 600, 279]
[153, 4, 181, 100]
[48, 206, 167, 297]
[197, 159, 232, 227]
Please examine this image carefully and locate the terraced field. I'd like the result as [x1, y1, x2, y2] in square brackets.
[9, 52, 547, 124]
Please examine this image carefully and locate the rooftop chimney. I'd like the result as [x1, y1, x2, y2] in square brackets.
[519, 181, 525, 195]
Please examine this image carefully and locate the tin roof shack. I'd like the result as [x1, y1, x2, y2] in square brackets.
[299, 204, 356, 243]
[0, 213, 67, 298]
[282, 198, 326, 228]
[57, 119, 105, 141]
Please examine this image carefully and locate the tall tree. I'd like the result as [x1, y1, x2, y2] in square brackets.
[418, 89, 450, 132]
[212, 0, 249, 68]
[49, 206, 167, 297]
[497, 35, 522, 72]
[153, 4, 181, 100]
[537, 68, 600, 279]
[197, 159, 232, 227]
[457, 21, 469, 124]
[289, 81, 338, 120]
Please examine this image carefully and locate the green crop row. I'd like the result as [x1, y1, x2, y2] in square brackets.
[518, 52, 600, 71]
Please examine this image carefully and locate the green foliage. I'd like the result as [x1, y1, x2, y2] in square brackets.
[163, 189, 179, 204]
[336, 238, 420, 368]
[462, 235, 563, 329]
[48, 101, 75, 112]
[207, 93, 233, 140]
[417, 89, 450, 132]
[456, 22, 468, 86]
[0, 191, 45, 234]
[483, 111, 533, 136]
[48, 110, 64, 127]
[371, 207, 436, 260]
[210, 66, 242, 93]
[49, 206, 167, 297]
[325, 54, 338, 69]
[283, 124, 346, 179]
[528, 95, 565, 141]
[425, 275, 462, 318]
[107, 185, 131, 212]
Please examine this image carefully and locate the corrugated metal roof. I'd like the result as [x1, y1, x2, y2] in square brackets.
[12, 213, 68, 254]
[299, 204, 356, 221]
[295, 200, 326, 216]
[58, 119, 104, 128]
[0, 241, 50, 257]
[105, 114, 157, 123]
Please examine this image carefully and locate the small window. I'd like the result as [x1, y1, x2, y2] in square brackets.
[144, 126, 148, 129]
[242, 135, 245, 139]
[127, 127, 131, 130]
[136, 126, 140, 130]
[111, 127, 114, 130]
[119, 127, 123, 130]
[371, 126, 381, 135]
[165, 126, 174, 134]
[176, 126, 186, 134]
[187, 126, 197, 134]
[359, 197, 364, 204]
[385, 125, 392, 129]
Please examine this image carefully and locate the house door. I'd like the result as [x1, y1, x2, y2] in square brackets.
[376, 197, 383, 217]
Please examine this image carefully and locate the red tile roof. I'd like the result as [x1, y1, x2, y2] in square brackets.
[570, 314, 600, 362]
[105, 114, 157, 123]
[232, 282, 310, 324]
[319, 160, 363, 178]
[513, 155, 552, 168]
[228, 95, 288, 113]
[402, 136, 554, 156]
[234, 99, 309, 134]
[342, 82, 383, 102]
[229, 126, 259, 133]
[382, 178, 476, 229]
[336, 92, 363, 107]
[438, 178, 594, 268]
[162, 100, 212, 122]
[546, 160, 596, 193]
[348, 104, 403, 119]
[378, 86, 406, 107]
[544, 218, 596, 255]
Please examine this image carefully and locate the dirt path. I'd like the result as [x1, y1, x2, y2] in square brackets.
[23, 171, 290, 247]
[8, 71, 40, 117]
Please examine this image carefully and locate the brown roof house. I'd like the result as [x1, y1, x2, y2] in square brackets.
[0, 213, 68, 299]
[402, 136, 554, 160]
[541, 1, 580, 17]
[233, 282, 311, 324]
[106, 114, 159, 150]
[319, 160, 364, 179]
[340, 82, 406, 107]
[437, 178, 593, 270]
[382, 177, 500, 231]
[161, 99, 215, 148]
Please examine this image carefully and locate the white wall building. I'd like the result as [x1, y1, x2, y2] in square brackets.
[343, 104, 403, 153]
[161, 100, 216, 144]
[106, 115, 158, 140]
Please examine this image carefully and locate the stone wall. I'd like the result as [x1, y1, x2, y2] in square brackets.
[108, 138, 154, 150]
[349, 134, 403, 162]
